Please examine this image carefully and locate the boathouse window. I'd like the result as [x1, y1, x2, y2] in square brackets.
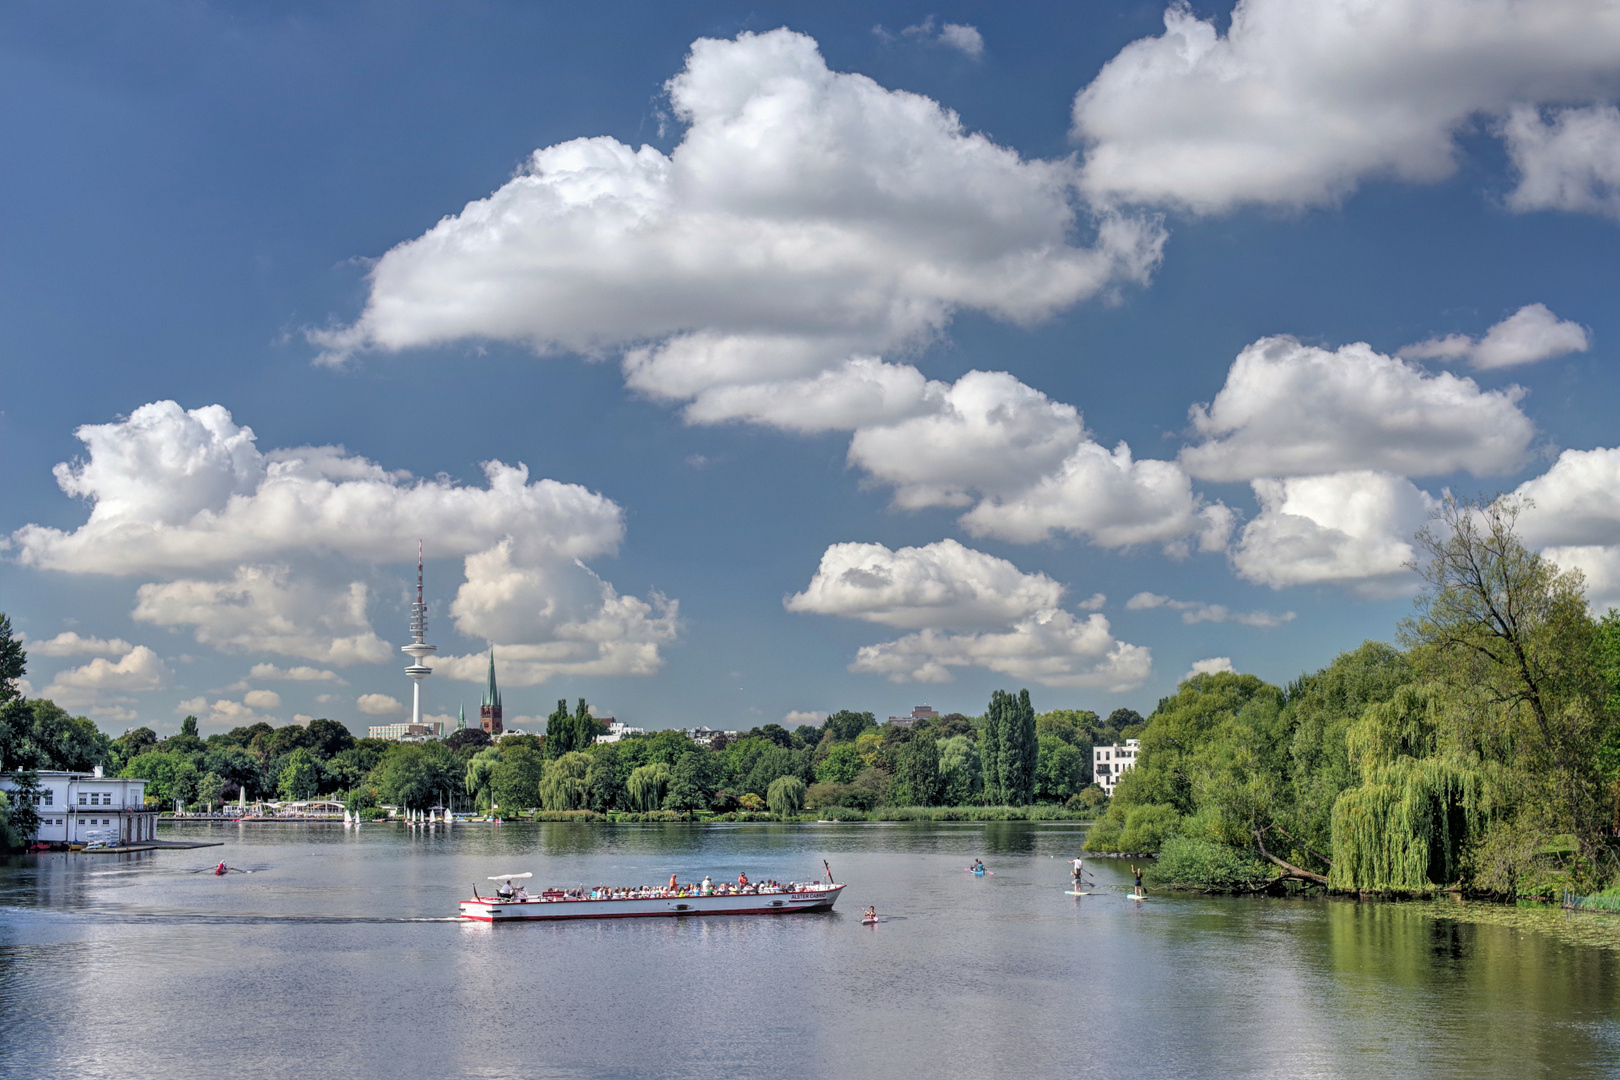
[78, 794, 87, 805]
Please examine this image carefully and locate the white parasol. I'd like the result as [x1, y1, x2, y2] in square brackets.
[487, 872, 533, 880]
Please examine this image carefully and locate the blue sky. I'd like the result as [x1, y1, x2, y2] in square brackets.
[5, 0, 1620, 736]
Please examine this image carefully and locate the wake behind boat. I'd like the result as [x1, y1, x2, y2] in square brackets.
[460, 865, 845, 923]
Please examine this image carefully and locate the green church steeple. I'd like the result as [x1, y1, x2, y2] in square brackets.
[481, 648, 501, 711]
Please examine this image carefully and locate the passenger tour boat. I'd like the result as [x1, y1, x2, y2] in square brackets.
[459, 864, 846, 922]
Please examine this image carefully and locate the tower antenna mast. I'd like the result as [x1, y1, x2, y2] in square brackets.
[402, 539, 436, 730]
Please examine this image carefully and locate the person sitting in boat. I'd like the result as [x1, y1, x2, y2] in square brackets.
[497, 880, 515, 900]
[701, 875, 713, 895]
[864, 906, 876, 921]
[971, 859, 985, 873]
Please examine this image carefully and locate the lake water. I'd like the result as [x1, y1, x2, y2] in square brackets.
[2, 821, 1619, 1080]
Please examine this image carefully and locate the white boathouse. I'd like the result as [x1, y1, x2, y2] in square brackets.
[1, 768, 159, 845]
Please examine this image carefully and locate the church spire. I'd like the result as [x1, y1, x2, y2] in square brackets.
[481, 648, 501, 711]
[478, 647, 503, 736]
[457, 702, 466, 730]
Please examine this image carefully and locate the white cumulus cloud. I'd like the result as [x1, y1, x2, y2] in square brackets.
[784, 710, 828, 726]
[313, 28, 1162, 413]
[25, 631, 134, 658]
[850, 609, 1152, 691]
[1400, 303, 1590, 369]
[249, 663, 345, 683]
[1181, 336, 1534, 482]
[1231, 471, 1438, 596]
[43, 645, 170, 695]
[41, 645, 172, 722]
[1182, 657, 1236, 683]
[1125, 592, 1295, 628]
[1072, 0, 1620, 214]
[357, 693, 404, 716]
[789, 539, 1150, 689]
[786, 539, 1066, 629]
[134, 567, 391, 666]
[1503, 103, 1620, 219]
[13, 401, 679, 681]
[242, 689, 281, 710]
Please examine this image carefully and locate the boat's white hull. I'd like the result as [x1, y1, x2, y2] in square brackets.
[460, 883, 845, 922]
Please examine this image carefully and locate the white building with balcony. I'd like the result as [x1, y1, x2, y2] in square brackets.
[1, 768, 158, 845]
[1093, 739, 1141, 797]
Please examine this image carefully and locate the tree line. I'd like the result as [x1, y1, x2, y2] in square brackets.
[0, 619, 1145, 833]
[1089, 497, 1620, 899]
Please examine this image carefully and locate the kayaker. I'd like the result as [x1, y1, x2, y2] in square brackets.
[971, 858, 984, 873]
[864, 906, 877, 921]
[214, 861, 227, 876]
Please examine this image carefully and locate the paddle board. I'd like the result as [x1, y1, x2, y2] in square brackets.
[1064, 890, 1094, 896]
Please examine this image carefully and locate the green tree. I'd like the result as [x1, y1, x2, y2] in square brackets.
[0, 699, 113, 773]
[664, 752, 716, 812]
[304, 718, 356, 758]
[143, 752, 201, 805]
[627, 762, 672, 811]
[1034, 736, 1085, 801]
[196, 771, 225, 811]
[938, 735, 982, 804]
[0, 614, 26, 709]
[2, 770, 43, 843]
[1403, 494, 1609, 856]
[894, 735, 941, 806]
[277, 748, 321, 801]
[585, 746, 625, 812]
[983, 689, 1036, 804]
[537, 752, 593, 811]
[371, 743, 461, 811]
[465, 748, 500, 811]
[179, 715, 199, 739]
[824, 710, 877, 743]
[814, 743, 863, 784]
[203, 744, 262, 800]
[767, 775, 807, 819]
[487, 744, 545, 813]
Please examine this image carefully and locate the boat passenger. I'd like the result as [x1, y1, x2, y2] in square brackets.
[738, 871, 749, 888]
[701, 875, 713, 895]
[497, 880, 515, 900]
[669, 872, 679, 891]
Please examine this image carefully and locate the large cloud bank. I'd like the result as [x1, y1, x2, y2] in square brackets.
[1073, 0, 1620, 214]
[12, 401, 677, 686]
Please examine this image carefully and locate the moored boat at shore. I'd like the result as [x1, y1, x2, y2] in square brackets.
[459, 868, 845, 922]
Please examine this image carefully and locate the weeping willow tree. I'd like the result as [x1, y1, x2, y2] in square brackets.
[537, 752, 593, 811]
[465, 749, 500, 811]
[1402, 495, 1608, 855]
[1329, 685, 1501, 892]
[626, 762, 671, 811]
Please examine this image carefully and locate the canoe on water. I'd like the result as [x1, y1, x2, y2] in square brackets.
[964, 867, 992, 876]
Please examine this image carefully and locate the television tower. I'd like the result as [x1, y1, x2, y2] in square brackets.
[402, 540, 436, 726]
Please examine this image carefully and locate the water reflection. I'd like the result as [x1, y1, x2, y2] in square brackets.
[1, 822, 1617, 1080]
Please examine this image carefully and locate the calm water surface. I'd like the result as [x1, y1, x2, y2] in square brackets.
[2, 821, 1618, 1080]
